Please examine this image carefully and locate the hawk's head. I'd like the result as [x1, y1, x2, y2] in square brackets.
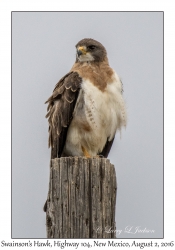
[75, 38, 107, 63]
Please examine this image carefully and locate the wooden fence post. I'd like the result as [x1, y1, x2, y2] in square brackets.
[45, 157, 117, 238]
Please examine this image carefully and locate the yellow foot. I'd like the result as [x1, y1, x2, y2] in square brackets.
[81, 146, 91, 158]
[94, 155, 100, 158]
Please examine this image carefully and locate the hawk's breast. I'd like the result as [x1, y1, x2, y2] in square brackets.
[63, 71, 126, 156]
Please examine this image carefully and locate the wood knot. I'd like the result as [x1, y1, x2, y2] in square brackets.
[43, 200, 47, 212]
[46, 216, 52, 227]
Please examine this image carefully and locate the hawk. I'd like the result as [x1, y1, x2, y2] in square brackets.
[45, 38, 127, 159]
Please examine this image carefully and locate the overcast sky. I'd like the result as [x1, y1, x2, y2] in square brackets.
[12, 11, 163, 238]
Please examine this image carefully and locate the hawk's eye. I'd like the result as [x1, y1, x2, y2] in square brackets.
[88, 45, 96, 50]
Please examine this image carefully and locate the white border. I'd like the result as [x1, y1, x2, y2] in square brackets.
[0, 0, 175, 247]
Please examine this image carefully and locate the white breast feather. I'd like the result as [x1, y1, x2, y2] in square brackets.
[63, 70, 127, 156]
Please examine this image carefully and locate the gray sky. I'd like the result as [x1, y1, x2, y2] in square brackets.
[12, 12, 163, 238]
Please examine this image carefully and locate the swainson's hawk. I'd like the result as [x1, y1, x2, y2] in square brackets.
[45, 38, 127, 159]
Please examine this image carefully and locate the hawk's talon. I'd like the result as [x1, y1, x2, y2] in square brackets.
[97, 155, 105, 158]
[81, 146, 91, 158]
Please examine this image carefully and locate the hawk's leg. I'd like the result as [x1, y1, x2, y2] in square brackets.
[81, 146, 91, 158]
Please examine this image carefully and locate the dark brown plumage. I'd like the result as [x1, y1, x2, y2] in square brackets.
[75, 38, 107, 62]
[45, 72, 82, 158]
[45, 38, 126, 159]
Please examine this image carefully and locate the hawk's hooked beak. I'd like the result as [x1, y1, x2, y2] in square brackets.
[77, 46, 86, 57]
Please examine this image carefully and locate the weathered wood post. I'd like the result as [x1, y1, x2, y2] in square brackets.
[45, 157, 117, 238]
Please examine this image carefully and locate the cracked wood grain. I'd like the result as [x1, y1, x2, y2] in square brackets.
[45, 157, 117, 238]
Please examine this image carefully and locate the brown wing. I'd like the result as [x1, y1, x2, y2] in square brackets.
[45, 71, 82, 159]
[98, 137, 115, 158]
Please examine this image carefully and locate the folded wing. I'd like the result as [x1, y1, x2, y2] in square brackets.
[45, 71, 82, 158]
